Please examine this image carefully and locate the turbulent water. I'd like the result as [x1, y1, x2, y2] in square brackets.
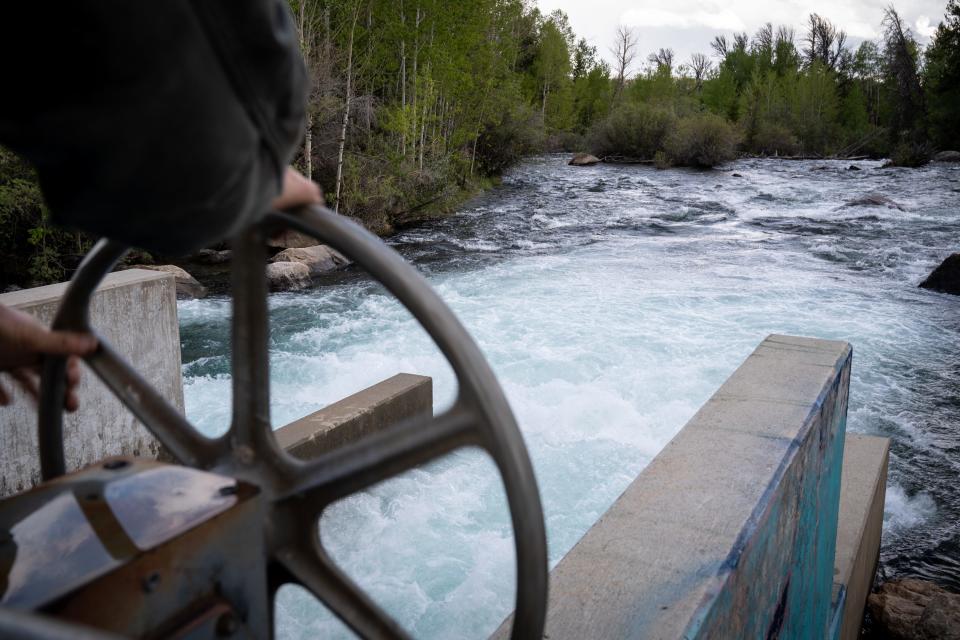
[179, 156, 960, 638]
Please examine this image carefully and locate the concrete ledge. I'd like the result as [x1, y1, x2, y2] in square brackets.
[0, 270, 183, 497]
[495, 334, 852, 639]
[275, 374, 433, 459]
[832, 435, 890, 640]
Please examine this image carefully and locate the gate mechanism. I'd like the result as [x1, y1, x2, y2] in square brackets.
[0, 205, 548, 639]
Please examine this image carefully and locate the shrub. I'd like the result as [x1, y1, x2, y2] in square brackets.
[0, 147, 95, 287]
[588, 103, 676, 160]
[888, 140, 932, 167]
[475, 106, 545, 175]
[751, 122, 800, 157]
[665, 112, 740, 168]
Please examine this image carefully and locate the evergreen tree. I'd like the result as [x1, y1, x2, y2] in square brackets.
[925, 0, 960, 150]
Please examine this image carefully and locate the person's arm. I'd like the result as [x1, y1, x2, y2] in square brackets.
[0, 0, 310, 255]
[0, 305, 97, 413]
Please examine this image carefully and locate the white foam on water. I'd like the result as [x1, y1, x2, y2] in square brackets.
[884, 484, 938, 534]
[178, 156, 960, 636]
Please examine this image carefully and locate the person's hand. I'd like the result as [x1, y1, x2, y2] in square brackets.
[272, 166, 324, 211]
[0, 304, 98, 412]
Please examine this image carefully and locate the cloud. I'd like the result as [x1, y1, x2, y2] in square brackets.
[622, 6, 746, 32]
[915, 15, 938, 39]
[537, 0, 947, 67]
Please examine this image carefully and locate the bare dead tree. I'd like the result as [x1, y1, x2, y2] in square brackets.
[711, 35, 729, 58]
[753, 23, 774, 54]
[733, 32, 750, 52]
[776, 26, 795, 47]
[611, 25, 638, 100]
[647, 47, 675, 74]
[803, 13, 847, 70]
[689, 52, 713, 90]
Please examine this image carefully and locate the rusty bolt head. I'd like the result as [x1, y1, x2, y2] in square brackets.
[216, 612, 239, 637]
[142, 571, 161, 593]
[234, 446, 255, 466]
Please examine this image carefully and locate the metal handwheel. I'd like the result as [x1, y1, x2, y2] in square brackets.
[27, 205, 548, 639]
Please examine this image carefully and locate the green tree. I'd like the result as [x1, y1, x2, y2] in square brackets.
[881, 5, 928, 162]
[925, 0, 960, 150]
[535, 17, 574, 129]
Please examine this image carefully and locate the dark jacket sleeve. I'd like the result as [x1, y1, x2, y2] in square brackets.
[0, 1, 307, 255]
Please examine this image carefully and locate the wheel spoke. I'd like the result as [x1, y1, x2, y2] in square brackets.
[228, 226, 276, 456]
[275, 544, 411, 640]
[87, 337, 222, 469]
[279, 406, 476, 508]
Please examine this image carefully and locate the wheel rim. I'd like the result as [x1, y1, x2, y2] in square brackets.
[37, 205, 548, 640]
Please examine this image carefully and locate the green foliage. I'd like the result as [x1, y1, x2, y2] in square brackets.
[665, 112, 740, 168]
[0, 147, 93, 287]
[889, 140, 932, 167]
[925, 0, 960, 150]
[751, 122, 800, 156]
[588, 103, 676, 159]
[653, 150, 671, 170]
[476, 106, 545, 174]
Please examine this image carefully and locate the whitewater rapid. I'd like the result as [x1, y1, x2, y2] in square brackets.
[179, 156, 960, 638]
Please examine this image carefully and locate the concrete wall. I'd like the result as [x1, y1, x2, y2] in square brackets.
[0, 270, 182, 496]
[494, 334, 856, 639]
[832, 434, 889, 640]
[275, 373, 433, 460]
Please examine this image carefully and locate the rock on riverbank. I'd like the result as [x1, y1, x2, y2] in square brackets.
[569, 153, 601, 166]
[269, 245, 350, 276]
[266, 262, 311, 292]
[933, 150, 960, 162]
[868, 579, 960, 639]
[126, 264, 207, 299]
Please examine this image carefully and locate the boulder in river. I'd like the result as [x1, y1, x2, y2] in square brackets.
[266, 262, 311, 292]
[192, 249, 232, 265]
[849, 165, 862, 171]
[569, 153, 601, 167]
[128, 264, 207, 299]
[844, 193, 905, 211]
[269, 245, 350, 276]
[919, 253, 960, 296]
[868, 579, 960, 640]
[268, 229, 321, 249]
[933, 150, 960, 162]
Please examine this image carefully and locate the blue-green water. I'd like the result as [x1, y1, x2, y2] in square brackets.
[179, 156, 960, 638]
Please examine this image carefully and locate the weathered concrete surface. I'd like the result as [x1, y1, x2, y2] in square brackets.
[831, 434, 889, 640]
[493, 334, 851, 640]
[0, 270, 182, 497]
[125, 264, 207, 299]
[275, 374, 432, 459]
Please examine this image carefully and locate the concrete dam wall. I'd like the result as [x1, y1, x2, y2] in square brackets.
[0, 274, 887, 638]
[0, 270, 182, 496]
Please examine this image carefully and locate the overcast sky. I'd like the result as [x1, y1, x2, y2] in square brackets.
[536, 0, 949, 70]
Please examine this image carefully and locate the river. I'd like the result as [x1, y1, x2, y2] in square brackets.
[179, 155, 960, 638]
